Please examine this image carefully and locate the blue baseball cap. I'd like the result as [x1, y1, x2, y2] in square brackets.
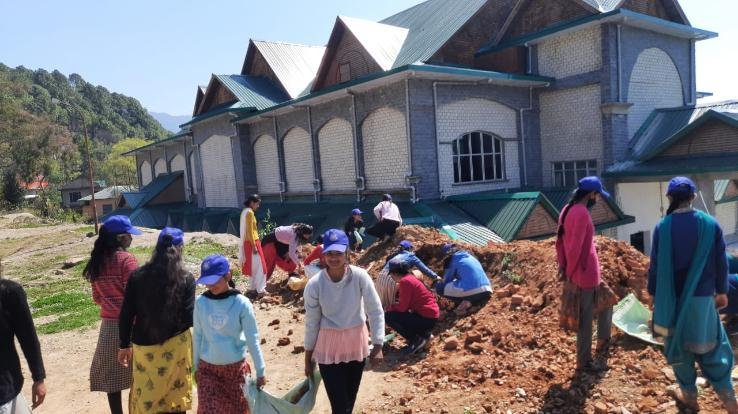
[442, 243, 456, 254]
[577, 176, 610, 198]
[351, 208, 363, 215]
[197, 254, 231, 285]
[158, 227, 184, 247]
[667, 176, 697, 196]
[102, 215, 142, 235]
[399, 240, 413, 250]
[322, 229, 349, 254]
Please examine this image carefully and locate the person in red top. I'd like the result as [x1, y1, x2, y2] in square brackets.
[384, 257, 440, 356]
[555, 176, 613, 372]
[82, 215, 140, 414]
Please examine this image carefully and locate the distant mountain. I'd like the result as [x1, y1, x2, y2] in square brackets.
[148, 111, 191, 133]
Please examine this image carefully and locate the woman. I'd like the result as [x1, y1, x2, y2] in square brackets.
[193, 254, 266, 413]
[344, 208, 365, 252]
[261, 223, 313, 280]
[555, 176, 612, 372]
[303, 229, 384, 414]
[239, 194, 267, 296]
[436, 243, 492, 315]
[648, 177, 738, 412]
[376, 240, 440, 309]
[385, 258, 439, 356]
[118, 227, 196, 414]
[83, 215, 140, 414]
[366, 194, 402, 241]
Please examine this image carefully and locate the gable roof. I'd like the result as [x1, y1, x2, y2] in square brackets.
[629, 101, 738, 161]
[120, 172, 183, 210]
[79, 186, 137, 202]
[193, 85, 207, 116]
[245, 40, 326, 99]
[338, 16, 409, 71]
[380, 0, 489, 68]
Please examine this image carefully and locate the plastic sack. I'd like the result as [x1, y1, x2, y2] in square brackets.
[287, 276, 308, 291]
[612, 293, 662, 346]
[245, 370, 322, 414]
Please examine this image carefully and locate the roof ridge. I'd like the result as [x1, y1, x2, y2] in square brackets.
[251, 39, 325, 49]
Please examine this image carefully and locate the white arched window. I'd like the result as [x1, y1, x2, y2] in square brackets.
[452, 132, 504, 184]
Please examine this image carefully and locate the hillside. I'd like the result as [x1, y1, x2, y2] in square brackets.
[0, 64, 169, 206]
[148, 111, 190, 133]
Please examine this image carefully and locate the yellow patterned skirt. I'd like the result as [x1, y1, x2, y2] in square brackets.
[129, 330, 193, 414]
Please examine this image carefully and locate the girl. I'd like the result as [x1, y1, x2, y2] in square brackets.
[366, 194, 402, 241]
[555, 176, 612, 372]
[84, 215, 140, 414]
[303, 229, 384, 414]
[261, 223, 313, 280]
[385, 258, 439, 356]
[239, 194, 267, 297]
[436, 244, 492, 315]
[118, 227, 196, 414]
[343, 208, 365, 252]
[649, 177, 738, 412]
[193, 254, 266, 414]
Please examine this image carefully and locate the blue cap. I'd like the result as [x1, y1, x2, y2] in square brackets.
[322, 229, 349, 254]
[442, 243, 456, 254]
[351, 208, 363, 215]
[102, 215, 142, 235]
[399, 240, 413, 250]
[667, 176, 697, 195]
[577, 176, 610, 198]
[158, 227, 184, 247]
[197, 254, 230, 285]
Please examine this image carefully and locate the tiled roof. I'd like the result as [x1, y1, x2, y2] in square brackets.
[250, 41, 325, 99]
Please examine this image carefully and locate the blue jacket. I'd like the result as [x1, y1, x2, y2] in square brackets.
[437, 250, 491, 294]
[193, 290, 266, 377]
[384, 251, 438, 279]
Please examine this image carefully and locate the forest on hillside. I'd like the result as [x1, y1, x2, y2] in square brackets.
[0, 64, 169, 214]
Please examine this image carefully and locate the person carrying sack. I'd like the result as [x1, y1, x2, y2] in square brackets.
[648, 177, 738, 412]
[555, 176, 614, 373]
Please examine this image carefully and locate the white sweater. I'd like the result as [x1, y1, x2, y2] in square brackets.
[303, 265, 385, 351]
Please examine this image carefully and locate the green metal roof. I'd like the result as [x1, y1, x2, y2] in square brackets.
[79, 186, 137, 202]
[629, 102, 738, 161]
[419, 201, 505, 245]
[606, 154, 738, 178]
[122, 131, 188, 156]
[448, 192, 558, 242]
[477, 9, 715, 56]
[121, 172, 183, 210]
[380, 0, 489, 68]
[214, 75, 289, 111]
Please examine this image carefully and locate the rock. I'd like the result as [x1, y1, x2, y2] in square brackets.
[62, 256, 86, 269]
[660, 367, 675, 381]
[287, 329, 293, 335]
[468, 343, 484, 354]
[465, 331, 483, 345]
[482, 404, 494, 413]
[52, 269, 65, 276]
[260, 338, 266, 345]
[277, 337, 290, 346]
[619, 407, 632, 414]
[495, 286, 512, 298]
[292, 345, 305, 354]
[268, 319, 280, 326]
[511, 295, 524, 307]
[515, 388, 526, 398]
[443, 336, 459, 351]
[593, 402, 608, 414]
[531, 295, 545, 309]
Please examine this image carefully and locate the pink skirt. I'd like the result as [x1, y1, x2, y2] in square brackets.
[312, 324, 369, 365]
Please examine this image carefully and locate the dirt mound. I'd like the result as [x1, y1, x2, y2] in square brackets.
[348, 226, 727, 413]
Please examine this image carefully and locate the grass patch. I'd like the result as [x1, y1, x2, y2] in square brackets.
[75, 225, 95, 236]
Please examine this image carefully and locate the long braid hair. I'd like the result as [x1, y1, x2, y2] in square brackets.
[556, 189, 592, 239]
[83, 226, 124, 282]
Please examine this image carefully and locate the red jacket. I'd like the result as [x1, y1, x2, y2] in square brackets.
[386, 274, 440, 319]
[555, 204, 601, 289]
[304, 244, 325, 267]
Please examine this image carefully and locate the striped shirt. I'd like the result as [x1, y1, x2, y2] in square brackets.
[91, 250, 138, 320]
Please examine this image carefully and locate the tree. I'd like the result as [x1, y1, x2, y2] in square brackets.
[1, 171, 24, 207]
[98, 138, 150, 186]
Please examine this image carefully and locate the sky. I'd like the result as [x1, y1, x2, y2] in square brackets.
[0, 0, 735, 116]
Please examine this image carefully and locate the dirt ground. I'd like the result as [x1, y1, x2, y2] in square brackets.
[4, 218, 738, 413]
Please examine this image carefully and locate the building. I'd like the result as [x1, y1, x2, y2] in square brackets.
[79, 186, 137, 219]
[59, 177, 105, 209]
[124, 0, 728, 245]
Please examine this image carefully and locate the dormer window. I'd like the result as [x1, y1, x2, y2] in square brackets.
[338, 63, 351, 83]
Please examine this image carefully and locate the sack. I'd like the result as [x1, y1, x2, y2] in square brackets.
[559, 279, 579, 332]
[245, 370, 322, 414]
[594, 282, 618, 314]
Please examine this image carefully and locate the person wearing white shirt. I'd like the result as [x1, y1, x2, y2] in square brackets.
[366, 194, 403, 241]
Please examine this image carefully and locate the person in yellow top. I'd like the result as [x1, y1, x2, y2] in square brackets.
[239, 194, 268, 297]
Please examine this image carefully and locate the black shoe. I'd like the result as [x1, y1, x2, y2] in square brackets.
[407, 337, 428, 355]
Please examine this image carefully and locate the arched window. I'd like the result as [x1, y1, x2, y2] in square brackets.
[452, 132, 504, 184]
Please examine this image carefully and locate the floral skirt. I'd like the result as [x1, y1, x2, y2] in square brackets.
[195, 359, 251, 414]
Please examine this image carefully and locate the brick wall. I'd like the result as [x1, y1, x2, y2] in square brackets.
[658, 120, 738, 158]
[408, 79, 439, 199]
[540, 85, 603, 187]
[361, 107, 409, 190]
[317, 118, 356, 192]
[538, 26, 602, 78]
[140, 160, 152, 186]
[716, 202, 737, 236]
[283, 127, 315, 193]
[517, 204, 558, 239]
[200, 135, 238, 208]
[436, 97, 520, 197]
[626, 47, 684, 139]
[253, 134, 281, 195]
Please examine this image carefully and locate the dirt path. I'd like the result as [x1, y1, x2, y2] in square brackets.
[18, 302, 407, 413]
